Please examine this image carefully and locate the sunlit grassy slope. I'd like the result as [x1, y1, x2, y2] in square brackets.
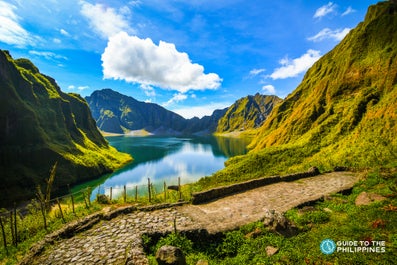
[0, 51, 132, 206]
[198, 1, 397, 189]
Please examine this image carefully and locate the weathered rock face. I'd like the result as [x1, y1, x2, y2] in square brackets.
[263, 209, 299, 237]
[155, 245, 186, 265]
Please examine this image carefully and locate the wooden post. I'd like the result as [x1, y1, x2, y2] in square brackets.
[68, 184, 75, 215]
[135, 186, 138, 202]
[9, 211, 14, 246]
[39, 200, 47, 231]
[0, 215, 7, 255]
[13, 204, 17, 247]
[123, 185, 127, 203]
[178, 177, 182, 201]
[110, 187, 113, 201]
[164, 181, 167, 202]
[148, 178, 151, 202]
[56, 199, 65, 223]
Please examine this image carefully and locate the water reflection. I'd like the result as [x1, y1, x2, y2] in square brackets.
[81, 135, 250, 199]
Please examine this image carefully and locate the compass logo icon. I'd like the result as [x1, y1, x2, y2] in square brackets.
[320, 239, 336, 254]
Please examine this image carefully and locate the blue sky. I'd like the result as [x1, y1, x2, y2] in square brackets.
[0, 0, 380, 118]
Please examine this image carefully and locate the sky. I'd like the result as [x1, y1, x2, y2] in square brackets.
[0, 0, 381, 118]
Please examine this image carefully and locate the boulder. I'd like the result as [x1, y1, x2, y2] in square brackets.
[156, 245, 186, 265]
[355, 192, 387, 206]
[263, 209, 298, 237]
[266, 246, 279, 257]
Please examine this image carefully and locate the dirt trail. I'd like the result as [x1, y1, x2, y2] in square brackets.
[178, 171, 359, 233]
[24, 171, 359, 265]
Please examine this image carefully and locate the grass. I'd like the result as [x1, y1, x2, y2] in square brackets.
[144, 169, 397, 264]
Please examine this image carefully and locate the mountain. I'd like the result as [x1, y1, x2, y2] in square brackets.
[86, 88, 187, 134]
[200, 1, 397, 186]
[216, 93, 282, 133]
[86, 88, 229, 135]
[0, 51, 132, 206]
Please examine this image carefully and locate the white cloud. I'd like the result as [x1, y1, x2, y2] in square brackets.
[163, 93, 188, 107]
[270, 49, 321, 80]
[342, 6, 356, 16]
[102, 32, 222, 93]
[0, 1, 35, 47]
[80, 1, 134, 39]
[60, 29, 70, 36]
[172, 102, 231, 119]
[314, 2, 337, 19]
[29, 50, 68, 60]
[262, 85, 276, 95]
[308, 28, 351, 42]
[140, 84, 156, 97]
[67, 85, 89, 91]
[78, 86, 89, 90]
[249, 68, 265, 77]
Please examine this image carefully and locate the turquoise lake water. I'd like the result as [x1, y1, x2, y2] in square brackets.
[77, 135, 250, 199]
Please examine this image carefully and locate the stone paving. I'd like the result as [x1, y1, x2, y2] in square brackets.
[27, 172, 359, 265]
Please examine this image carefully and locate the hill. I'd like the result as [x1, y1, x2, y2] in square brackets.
[0, 51, 132, 206]
[198, 1, 397, 188]
[216, 93, 281, 133]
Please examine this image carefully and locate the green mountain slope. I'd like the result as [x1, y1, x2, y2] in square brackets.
[199, 1, 397, 188]
[86, 88, 228, 135]
[0, 51, 132, 206]
[216, 93, 281, 133]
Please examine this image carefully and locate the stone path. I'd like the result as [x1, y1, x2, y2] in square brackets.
[28, 172, 359, 265]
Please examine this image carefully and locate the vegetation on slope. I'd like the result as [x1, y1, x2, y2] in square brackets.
[216, 93, 281, 133]
[0, 51, 132, 206]
[197, 1, 397, 189]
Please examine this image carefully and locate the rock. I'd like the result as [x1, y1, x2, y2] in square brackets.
[355, 192, 387, 206]
[266, 246, 279, 257]
[263, 209, 298, 237]
[96, 194, 110, 204]
[308, 166, 320, 175]
[156, 245, 186, 265]
[196, 260, 209, 265]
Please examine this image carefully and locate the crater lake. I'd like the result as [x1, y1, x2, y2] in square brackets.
[74, 135, 250, 200]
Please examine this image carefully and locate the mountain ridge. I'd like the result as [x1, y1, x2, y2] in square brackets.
[86, 88, 281, 135]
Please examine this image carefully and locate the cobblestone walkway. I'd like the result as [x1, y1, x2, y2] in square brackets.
[28, 172, 359, 265]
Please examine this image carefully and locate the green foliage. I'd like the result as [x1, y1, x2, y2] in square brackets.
[0, 51, 132, 206]
[154, 233, 194, 254]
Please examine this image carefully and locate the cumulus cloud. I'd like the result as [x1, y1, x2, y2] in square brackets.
[80, 1, 134, 39]
[0, 1, 36, 47]
[314, 2, 337, 19]
[163, 93, 188, 107]
[308, 28, 351, 42]
[262, 85, 276, 95]
[102, 32, 222, 93]
[341, 6, 356, 16]
[270, 49, 321, 80]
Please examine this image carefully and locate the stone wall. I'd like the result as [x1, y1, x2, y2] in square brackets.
[191, 167, 320, 204]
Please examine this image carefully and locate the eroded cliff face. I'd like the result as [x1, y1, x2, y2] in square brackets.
[0, 51, 131, 206]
